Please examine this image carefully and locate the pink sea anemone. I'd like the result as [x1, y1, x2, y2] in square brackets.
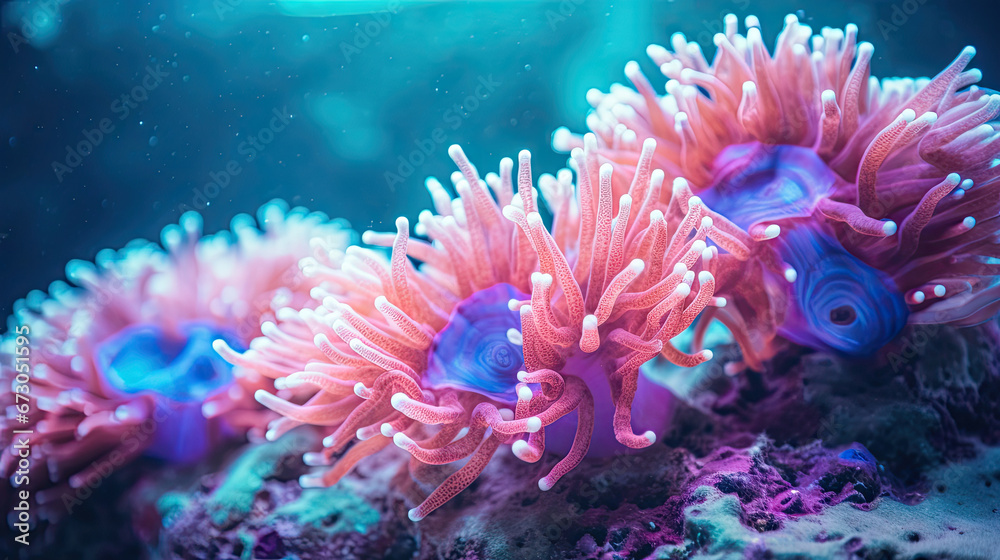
[554, 14, 1000, 366]
[217, 144, 729, 520]
[0, 201, 350, 511]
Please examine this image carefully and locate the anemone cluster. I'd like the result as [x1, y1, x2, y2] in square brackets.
[0, 202, 351, 513]
[2, 13, 999, 529]
[555, 14, 1000, 366]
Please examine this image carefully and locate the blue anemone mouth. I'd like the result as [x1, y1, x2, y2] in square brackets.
[95, 321, 243, 403]
[425, 283, 528, 404]
[91, 320, 246, 463]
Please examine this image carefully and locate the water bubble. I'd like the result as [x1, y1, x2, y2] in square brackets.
[149, 136, 158, 147]
[8, 137, 16, 147]
[302, 34, 310, 42]
[183, 75, 190, 82]
[159, 13, 166, 21]
[184, 31, 191, 38]
[524, 64, 531, 71]
[152, 25, 160, 33]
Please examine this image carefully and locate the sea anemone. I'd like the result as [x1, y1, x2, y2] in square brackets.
[0, 201, 350, 510]
[554, 14, 1000, 365]
[217, 144, 728, 520]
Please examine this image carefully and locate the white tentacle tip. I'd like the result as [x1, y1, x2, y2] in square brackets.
[883, 220, 897, 236]
[933, 284, 946, 297]
[624, 60, 641, 78]
[392, 432, 414, 449]
[506, 328, 523, 346]
[390, 392, 409, 410]
[303, 452, 329, 467]
[701, 349, 714, 361]
[675, 283, 692, 298]
[784, 267, 798, 283]
[498, 408, 515, 421]
[912, 290, 926, 304]
[407, 508, 425, 522]
[526, 417, 543, 433]
[381, 423, 398, 437]
[354, 382, 368, 397]
[516, 370, 528, 382]
[211, 338, 232, 355]
[200, 401, 218, 418]
[511, 439, 530, 460]
[538, 478, 554, 492]
[643, 430, 657, 444]
[763, 224, 781, 239]
[517, 385, 533, 401]
[299, 474, 324, 489]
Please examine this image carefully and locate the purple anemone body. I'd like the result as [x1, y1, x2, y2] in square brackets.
[703, 142, 910, 355]
[700, 143, 842, 230]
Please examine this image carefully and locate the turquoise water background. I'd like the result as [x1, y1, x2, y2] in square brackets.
[1, 0, 997, 318]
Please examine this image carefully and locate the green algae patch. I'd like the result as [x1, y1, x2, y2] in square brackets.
[270, 480, 379, 534]
[206, 429, 315, 528]
[157, 491, 191, 529]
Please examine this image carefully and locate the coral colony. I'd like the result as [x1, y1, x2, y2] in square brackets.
[554, 14, 1000, 367]
[0, 202, 350, 514]
[1, 11, 999, 546]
